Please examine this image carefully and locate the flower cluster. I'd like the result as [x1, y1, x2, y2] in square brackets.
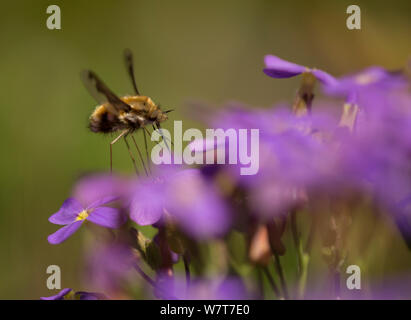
[44, 54, 411, 300]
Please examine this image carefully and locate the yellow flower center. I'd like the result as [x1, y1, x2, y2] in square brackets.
[76, 210, 89, 221]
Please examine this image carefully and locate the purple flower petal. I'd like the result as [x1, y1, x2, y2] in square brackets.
[157, 277, 251, 300]
[87, 207, 126, 228]
[263, 54, 306, 78]
[130, 179, 166, 225]
[72, 174, 130, 208]
[48, 198, 83, 225]
[166, 169, 230, 239]
[40, 288, 72, 300]
[322, 66, 408, 102]
[87, 196, 119, 210]
[189, 138, 222, 153]
[47, 221, 83, 245]
[75, 291, 107, 300]
[311, 69, 338, 86]
[85, 244, 135, 291]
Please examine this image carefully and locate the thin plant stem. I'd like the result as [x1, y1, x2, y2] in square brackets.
[305, 214, 316, 254]
[333, 248, 341, 299]
[334, 269, 341, 299]
[262, 267, 281, 298]
[256, 268, 265, 298]
[183, 254, 191, 288]
[134, 263, 156, 288]
[134, 263, 179, 299]
[291, 210, 302, 273]
[290, 210, 310, 299]
[273, 253, 289, 299]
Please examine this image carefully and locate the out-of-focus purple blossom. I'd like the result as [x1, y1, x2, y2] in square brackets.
[340, 92, 411, 202]
[369, 274, 411, 300]
[157, 277, 252, 300]
[48, 197, 126, 244]
[321, 67, 409, 115]
[41, 288, 73, 300]
[130, 166, 230, 239]
[72, 173, 131, 207]
[85, 243, 135, 292]
[189, 86, 411, 221]
[189, 104, 344, 217]
[263, 54, 338, 86]
[323, 67, 407, 100]
[75, 291, 107, 300]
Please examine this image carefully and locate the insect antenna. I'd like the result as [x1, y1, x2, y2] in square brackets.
[163, 109, 174, 114]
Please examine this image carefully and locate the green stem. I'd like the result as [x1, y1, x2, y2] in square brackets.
[183, 253, 191, 288]
[262, 267, 281, 298]
[134, 263, 156, 287]
[298, 245, 310, 299]
[291, 210, 310, 299]
[273, 253, 289, 299]
[291, 211, 302, 273]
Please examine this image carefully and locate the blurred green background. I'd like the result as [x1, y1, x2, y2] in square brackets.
[1, 0, 411, 299]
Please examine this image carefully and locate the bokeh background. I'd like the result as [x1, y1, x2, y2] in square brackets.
[1, 0, 411, 299]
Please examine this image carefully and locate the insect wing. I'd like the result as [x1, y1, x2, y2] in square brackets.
[124, 49, 140, 95]
[81, 70, 131, 113]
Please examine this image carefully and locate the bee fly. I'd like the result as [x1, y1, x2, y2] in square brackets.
[81, 49, 172, 175]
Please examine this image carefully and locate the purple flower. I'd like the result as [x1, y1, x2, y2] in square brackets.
[72, 173, 130, 207]
[263, 54, 337, 85]
[323, 67, 407, 98]
[157, 277, 252, 300]
[320, 67, 409, 116]
[75, 291, 107, 300]
[130, 166, 230, 239]
[189, 104, 342, 217]
[48, 197, 125, 244]
[85, 243, 135, 292]
[40, 288, 106, 300]
[41, 288, 73, 300]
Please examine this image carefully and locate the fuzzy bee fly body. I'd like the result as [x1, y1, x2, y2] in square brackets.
[81, 49, 172, 173]
[81, 50, 169, 135]
[88, 94, 168, 133]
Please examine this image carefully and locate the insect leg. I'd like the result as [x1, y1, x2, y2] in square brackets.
[123, 134, 140, 176]
[155, 123, 172, 152]
[110, 129, 128, 174]
[142, 128, 151, 174]
[131, 135, 149, 177]
[154, 123, 174, 147]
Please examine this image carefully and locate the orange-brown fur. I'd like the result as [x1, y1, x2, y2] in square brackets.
[89, 95, 167, 133]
